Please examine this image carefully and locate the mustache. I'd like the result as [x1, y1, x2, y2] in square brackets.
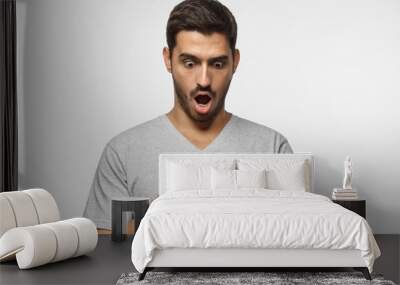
[191, 87, 214, 98]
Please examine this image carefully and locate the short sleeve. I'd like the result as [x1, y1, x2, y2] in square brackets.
[83, 143, 128, 229]
[277, 137, 293, 154]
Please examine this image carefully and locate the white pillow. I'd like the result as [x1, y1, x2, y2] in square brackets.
[237, 169, 267, 189]
[211, 168, 268, 190]
[166, 159, 235, 192]
[211, 168, 236, 190]
[237, 159, 309, 191]
[167, 162, 210, 191]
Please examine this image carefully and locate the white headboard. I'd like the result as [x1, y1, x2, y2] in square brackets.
[159, 153, 314, 195]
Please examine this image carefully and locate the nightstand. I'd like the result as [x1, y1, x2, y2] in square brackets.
[111, 197, 150, 242]
[332, 199, 366, 219]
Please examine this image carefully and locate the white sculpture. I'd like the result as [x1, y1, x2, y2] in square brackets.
[342, 156, 353, 190]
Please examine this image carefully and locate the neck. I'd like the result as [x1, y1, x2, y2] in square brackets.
[166, 107, 231, 134]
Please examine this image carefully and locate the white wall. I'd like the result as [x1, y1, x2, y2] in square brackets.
[16, 0, 400, 233]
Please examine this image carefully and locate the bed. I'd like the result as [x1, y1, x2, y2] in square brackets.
[130, 153, 381, 281]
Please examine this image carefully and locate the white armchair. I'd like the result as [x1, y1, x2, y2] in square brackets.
[0, 188, 97, 269]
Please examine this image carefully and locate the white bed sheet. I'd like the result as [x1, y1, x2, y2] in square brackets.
[131, 189, 380, 273]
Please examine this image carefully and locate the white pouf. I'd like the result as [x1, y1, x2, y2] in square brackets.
[0, 189, 98, 269]
[0, 218, 98, 269]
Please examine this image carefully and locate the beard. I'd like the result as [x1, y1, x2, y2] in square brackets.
[172, 75, 232, 123]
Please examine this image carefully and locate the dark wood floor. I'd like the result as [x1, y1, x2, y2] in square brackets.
[0, 234, 398, 284]
[373, 234, 400, 284]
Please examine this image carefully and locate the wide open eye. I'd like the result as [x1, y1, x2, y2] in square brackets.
[214, 62, 224, 69]
[183, 60, 195, 68]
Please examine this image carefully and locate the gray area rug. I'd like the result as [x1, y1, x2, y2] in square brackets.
[116, 271, 396, 285]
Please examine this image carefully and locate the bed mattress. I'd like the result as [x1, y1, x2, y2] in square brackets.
[131, 189, 380, 273]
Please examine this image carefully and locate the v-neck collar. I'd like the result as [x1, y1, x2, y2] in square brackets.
[162, 113, 235, 152]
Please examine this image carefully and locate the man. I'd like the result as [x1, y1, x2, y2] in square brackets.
[83, 0, 293, 234]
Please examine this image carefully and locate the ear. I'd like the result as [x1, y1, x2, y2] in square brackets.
[232, 48, 240, 74]
[163, 47, 172, 73]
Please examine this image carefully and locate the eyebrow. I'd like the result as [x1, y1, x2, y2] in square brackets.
[178, 53, 229, 62]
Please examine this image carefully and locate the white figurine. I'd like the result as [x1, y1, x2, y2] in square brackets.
[342, 156, 353, 190]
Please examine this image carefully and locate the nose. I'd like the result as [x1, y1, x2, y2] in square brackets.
[197, 63, 211, 88]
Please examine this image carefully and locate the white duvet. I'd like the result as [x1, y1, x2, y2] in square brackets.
[131, 189, 381, 273]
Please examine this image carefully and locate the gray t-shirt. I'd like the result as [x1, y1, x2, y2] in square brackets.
[83, 113, 293, 229]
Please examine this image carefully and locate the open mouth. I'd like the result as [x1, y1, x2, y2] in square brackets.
[193, 93, 212, 114]
[194, 94, 212, 105]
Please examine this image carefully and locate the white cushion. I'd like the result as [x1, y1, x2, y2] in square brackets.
[0, 218, 97, 269]
[0, 196, 17, 237]
[211, 168, 236, 190]
[237, 169, 267, 189]
[167, 163, 211, 191]
[0, 189, 60, 237]
[42, 221, 79, 262]
[237, 159, 309, 191]
[23, 188, 60, 223]
[166, 160, 235, 192]
[211, 168, 268, 190]
[63, 218, 98, 257]
[0, 226, 57, 268]
[0, 191, 39, 227]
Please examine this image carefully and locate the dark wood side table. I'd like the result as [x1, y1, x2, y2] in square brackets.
[112, 197, 150, 242]
[332, 199, 366, 219]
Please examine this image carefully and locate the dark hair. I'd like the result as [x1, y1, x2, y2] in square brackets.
[166, 0, 237, 57]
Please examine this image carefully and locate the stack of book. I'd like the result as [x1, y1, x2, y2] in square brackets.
[332, 188, 358, 200]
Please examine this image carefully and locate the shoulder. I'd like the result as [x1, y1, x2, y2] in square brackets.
[233, 115, 288, 141]
[231, 114, 293, 153]
[106, 115, 165, 152]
